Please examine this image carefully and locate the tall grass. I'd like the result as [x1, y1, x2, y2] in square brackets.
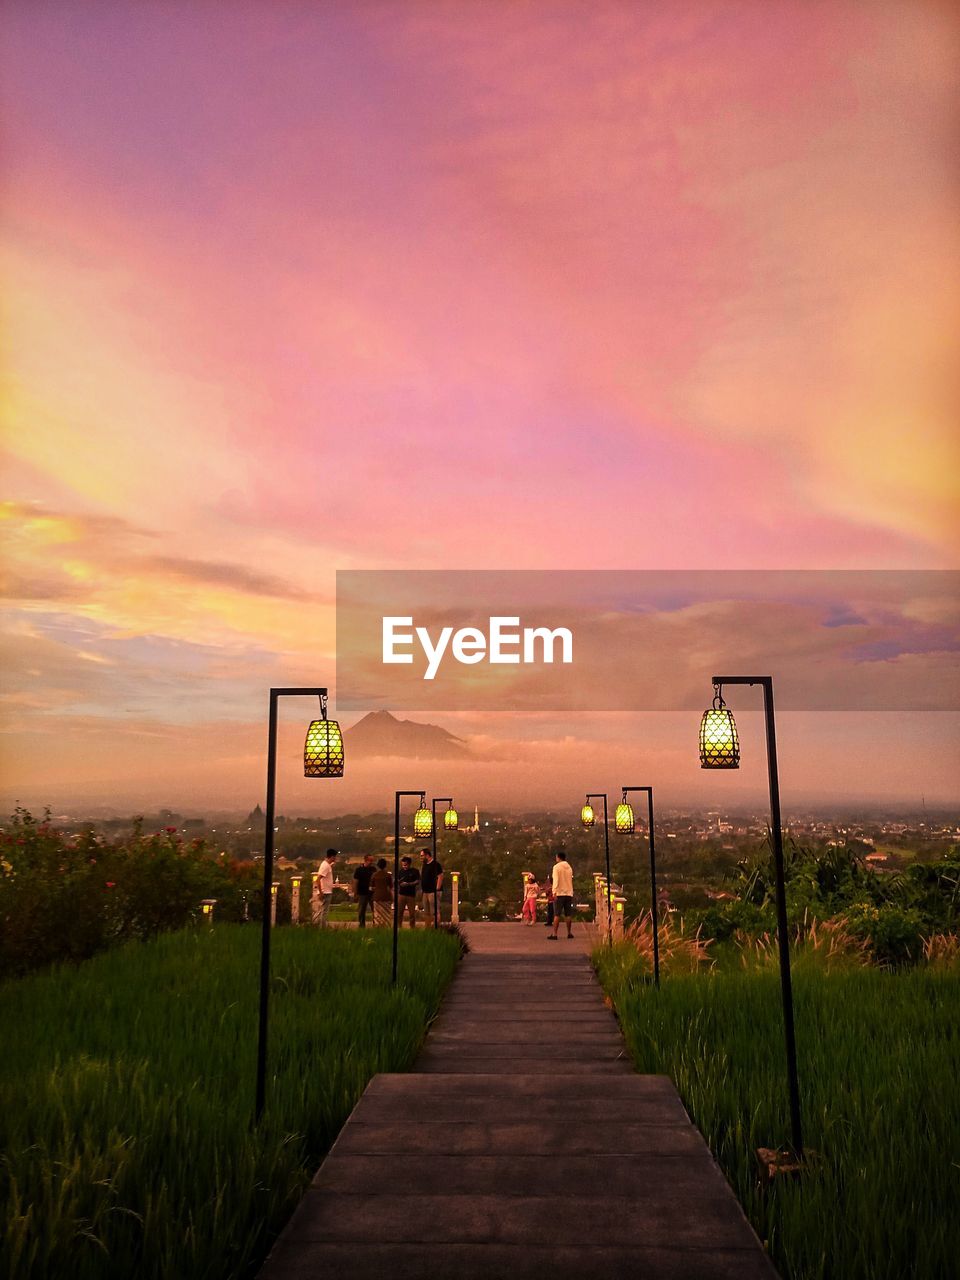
[1, 925, 460, 1280]
[595, 943, 960, 1280]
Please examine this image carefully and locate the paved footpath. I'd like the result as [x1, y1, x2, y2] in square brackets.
[259, 922, 778, 1279]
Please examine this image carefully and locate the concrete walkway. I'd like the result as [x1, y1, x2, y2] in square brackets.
[259, 922, 778, 1279]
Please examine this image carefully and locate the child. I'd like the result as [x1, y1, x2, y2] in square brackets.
[521, 874, 539, 925]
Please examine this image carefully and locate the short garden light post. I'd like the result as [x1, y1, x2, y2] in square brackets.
[702, 676, 803, 1159]
[290, 875, 302, 924]
[430, 796, 457, 925]
[393, 790, 429, 984]
[269, 882, 279, 926]
[257, 687, 343, 1123]
[450, 871, 460, 924]
[200, 898, 217, 924]
[581, 793, 612, 943]
[310, 871, 321, 923]
[618, 787, 661, 988]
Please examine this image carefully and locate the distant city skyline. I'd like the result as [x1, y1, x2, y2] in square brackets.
[1, 2, 957, 810]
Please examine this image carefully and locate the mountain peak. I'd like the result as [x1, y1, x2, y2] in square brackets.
[345, 710, 470, 760]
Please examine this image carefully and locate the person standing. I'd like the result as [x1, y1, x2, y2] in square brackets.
[544, 880, 555, 929]
[316, 849, 338, 928]
[521, 874, 539, 925]
[420, 848, 443, 927]
[352, 853, 376, 928]
[548, 852, 574, 940]
[371, 858, 393, 927]
[397, 855, 420, 928]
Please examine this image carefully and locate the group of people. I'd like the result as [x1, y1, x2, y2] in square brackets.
[522, 851, 577, 939]
[313, 847, 444, 929]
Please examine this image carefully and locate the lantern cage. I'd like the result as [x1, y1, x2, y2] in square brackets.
[304, 697, 344, 778]
[615, 801, 635, 833]
[700, 688, 740, 769]
[580, 802, 595, 828]
[413, 804, 433, 837]
[444, 806, 459, 830]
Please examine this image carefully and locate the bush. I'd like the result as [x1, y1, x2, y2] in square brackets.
[0, 810, 262, 976]
[843, 902, 927, 968]
[687, 898, 771, 942]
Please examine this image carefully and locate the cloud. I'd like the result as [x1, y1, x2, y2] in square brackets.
[141, 555, 314, 600]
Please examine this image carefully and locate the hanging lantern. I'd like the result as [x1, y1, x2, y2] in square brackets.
[700, 687, 740, 769]
[444, 805, 459, 830]
[580, 802, 595, 828]
[615, 801, 635, 833]
[304, 694, 344, 777]
[413, 803, 433, 837]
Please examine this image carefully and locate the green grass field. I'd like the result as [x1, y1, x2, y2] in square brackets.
[595, 944, 960, 1280]
[1, 925, 460, 1280]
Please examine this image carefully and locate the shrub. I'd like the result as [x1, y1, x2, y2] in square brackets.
[0, 810, 262, 976]
[842, 902, 927, 968]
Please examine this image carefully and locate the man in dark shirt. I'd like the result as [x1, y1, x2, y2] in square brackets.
[420, 848, 443, 927]
[352, 853, 376, 928]
[397, 855, 420, 929]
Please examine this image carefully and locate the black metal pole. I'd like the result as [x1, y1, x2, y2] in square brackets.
[255, 690, 279, 1123]
[392, 791, 425, 985]
[602, 794, 611, 941]
[621, 787, 660, 986]
[430, 798, 451, 928]
[255, 686, 330, 1125]
[713, 675, 803, 1158]
[586, 793, 612, 944]
[393, 792, 401, 985]
[647, 788, 660, 989]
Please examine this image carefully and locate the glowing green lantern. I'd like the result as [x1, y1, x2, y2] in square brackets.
[700, 687, 740, 769]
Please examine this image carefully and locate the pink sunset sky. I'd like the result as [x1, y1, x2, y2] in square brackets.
[1, 1, 958, 813]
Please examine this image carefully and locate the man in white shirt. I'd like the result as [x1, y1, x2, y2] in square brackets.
[548, 851, 575, 940]
[315, 849, 338, 927]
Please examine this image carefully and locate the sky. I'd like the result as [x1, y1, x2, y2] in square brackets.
[1, 1, 958, 815]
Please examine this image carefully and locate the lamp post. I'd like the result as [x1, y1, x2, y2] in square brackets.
[256, 687, 343, 1123]
[393, 790, 429, 984]
[617, 787, 660, 988]
[430, 797, 457, 926]
[581, 793, 612, 943]
[290, 875, 301, 925]
[701, 676, 802, 1158]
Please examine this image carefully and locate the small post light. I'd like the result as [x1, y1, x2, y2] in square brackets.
[700, 683, 740, 769]
[310, 871, 321, 924]
[615, 798, 635, 833]
[290, 875, 302, 925]
[444, 805, 459, 830]
[580, 801, 595, 828]
[201, 898, 217, 923]
[304, 691, 345, 778]
[451, 871, 460, 923]
[413, 796, 433, 837]
[270, 882, 279, 927]
[612, 896, 626, 941]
